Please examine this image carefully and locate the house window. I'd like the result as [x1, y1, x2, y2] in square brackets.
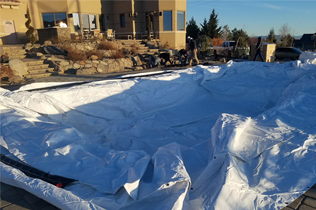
[163, 11, 172, 31]
[55, 13, 67, 26]
[177, 11, 185, 31]
[89, 15, 96, 30]
[81, 14, 98, 30]
[42, 13, 54, 28]
[42, 13, 67, 28]
[73, 13, 80, 32]
[120, 14, 125, 28]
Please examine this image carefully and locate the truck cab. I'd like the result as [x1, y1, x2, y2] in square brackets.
[222, 41, 236, 49]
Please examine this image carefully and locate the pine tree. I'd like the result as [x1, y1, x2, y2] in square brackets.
[25, 7, 36, 44]
[267, 28, 276, 43]
[199, 9, 221, 39]
[186, 17, 200, 40]
[208, 9, 221, 39]
[232, 28, 249, 47]
[200, 18, 208, 37]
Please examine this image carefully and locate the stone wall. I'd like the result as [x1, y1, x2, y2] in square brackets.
[29, 40, 148, 75]
[47, 57, 133, 75]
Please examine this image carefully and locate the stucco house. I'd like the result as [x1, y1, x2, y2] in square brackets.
[0, 0, 186, 49]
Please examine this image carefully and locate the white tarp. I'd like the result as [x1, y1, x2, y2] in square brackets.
[1, 56, 316, 210]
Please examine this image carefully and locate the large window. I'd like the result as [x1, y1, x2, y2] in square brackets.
[120, 14, 125, 28]
[81, 14, 97, 30]
[73, 13, 80, 32]
[42, 13, 67, 28]
[163, 11, 172, 31]
[177, 11, 185, 31]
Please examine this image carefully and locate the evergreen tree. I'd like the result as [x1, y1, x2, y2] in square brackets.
[267, 28, 276, 43]
[186, 17, 200, 40]
[208, 9, 221, 39]
[199, 9, 221, 39]
[200, 18, 208, 37]
[232, 28, 249, 47]
[25, 7, 36, 44]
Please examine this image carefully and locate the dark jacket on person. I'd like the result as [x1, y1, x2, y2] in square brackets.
[189, 39, 197, 51]
[179, 49, 187, 55]
[256, 37, 263, 51]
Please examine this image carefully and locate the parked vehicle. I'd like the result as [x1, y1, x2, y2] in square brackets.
[275, 47, 302, 60]
[221, 41, 236, 50]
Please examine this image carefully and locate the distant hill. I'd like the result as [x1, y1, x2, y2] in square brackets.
[258, 35, 302, 41]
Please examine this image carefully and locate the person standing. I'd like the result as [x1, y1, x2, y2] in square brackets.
[188, 37, 199, 66]
[253, 36, 265, 62]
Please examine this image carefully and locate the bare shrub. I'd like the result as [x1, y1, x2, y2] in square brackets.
[131, 43, 138, 55]
[110, 49, 125, 59]
[86, 49, 104, 59]
[48, 36, 70, 44]
[65, 47, 87, 61]
[248, 37, 258, 46]
[0, 65, 14, 82]
[99, 40, 116, 50]
[212, 38, 224, 46]
[162, 42, 170, 49]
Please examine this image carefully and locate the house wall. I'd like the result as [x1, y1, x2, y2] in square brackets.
[0, 1, 28, 45]
[1, 0, 186, 49]
[158, 0, 186, 49]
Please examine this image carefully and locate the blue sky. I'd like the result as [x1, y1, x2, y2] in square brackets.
[186, 0, 316, 37]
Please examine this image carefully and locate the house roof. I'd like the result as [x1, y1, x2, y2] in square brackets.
[299, 33, 316, 43]
[0, 0, 21, 5]
[0, 0, 20, 3]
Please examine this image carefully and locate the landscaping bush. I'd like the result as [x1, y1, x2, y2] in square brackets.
[130, 44, 138, 55]
[161, 42, 170, 49]
[212, 38, 223, 46]
[86, 49, 104, 59]
[65, 47, 87, 61]
[99, 40, 116, 50]
[0, 65, 14, 82]
[110, 50, 125, 59]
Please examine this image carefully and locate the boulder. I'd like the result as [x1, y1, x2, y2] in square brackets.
[9, 59, 28, 77]
[134, 66, 143, 71]
[73, 63, 81, 69]
[37, 52, 43, 57]
[9, 75, 24, 84]
[132, 55, 143, 66]
[90, 55, 98, 60]
[84, 64, 93, 68]
[97, 63, 108, 73]
[40, 55, 46, 60]
[79, 61, 85, 65]
[24, 43, 33, 48]
[60, 61, 70, 67]
[56, 66, 65, 74]
[44, 41, 52, 46]
[76, 68, 97, 75]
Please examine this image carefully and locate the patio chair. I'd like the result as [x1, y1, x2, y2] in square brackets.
[106, 29, 115, 40]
